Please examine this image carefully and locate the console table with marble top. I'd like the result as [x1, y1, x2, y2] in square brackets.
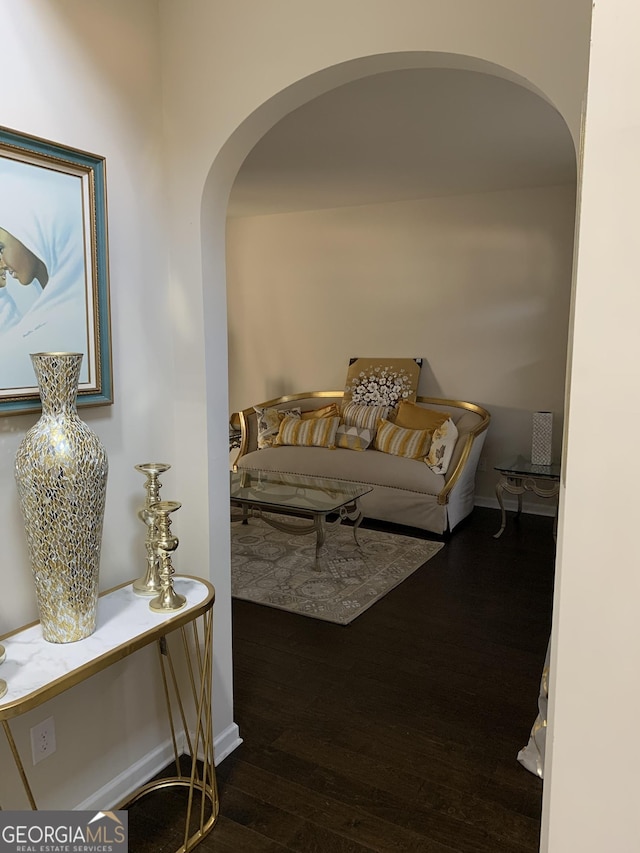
[0, 576, 218, 853]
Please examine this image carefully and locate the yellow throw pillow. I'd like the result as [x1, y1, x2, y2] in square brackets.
[276, 415, 340, 448]
[300, 403, 341, 420]
[394, 401, 450, 432]
[373, 418, 432, 460]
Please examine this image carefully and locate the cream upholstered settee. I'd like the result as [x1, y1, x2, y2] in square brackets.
[234, 392, 490, 536]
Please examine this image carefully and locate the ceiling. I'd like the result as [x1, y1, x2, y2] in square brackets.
[227, 68, 576, 218]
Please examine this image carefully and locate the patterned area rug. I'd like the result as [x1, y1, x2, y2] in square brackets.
[231, 517, 444, 625]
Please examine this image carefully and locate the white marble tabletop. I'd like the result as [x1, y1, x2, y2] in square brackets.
[0, 576, 214, 719]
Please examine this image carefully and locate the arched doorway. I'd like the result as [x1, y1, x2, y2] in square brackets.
[200, 49, 577, 840]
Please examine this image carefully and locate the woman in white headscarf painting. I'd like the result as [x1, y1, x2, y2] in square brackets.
[0, 157, 89, 391]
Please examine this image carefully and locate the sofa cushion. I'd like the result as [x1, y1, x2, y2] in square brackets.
[341, 401, 389, 433]
[237, 446, 445, 497]
[254, 405, 301, 449]
[275, 415, 340, 448]
[425, 418, 459, 475]
[393, 401, 451, 432]
[374, 418, 432, 460]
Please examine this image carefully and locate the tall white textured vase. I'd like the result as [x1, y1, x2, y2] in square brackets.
[531, 411, 553, 466]
[15, 352, 109, 643]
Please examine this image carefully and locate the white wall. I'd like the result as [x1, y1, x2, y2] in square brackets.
[542, 1, 640, 849]
[0, 0, 216, 809]
[227, 184, 575, 509]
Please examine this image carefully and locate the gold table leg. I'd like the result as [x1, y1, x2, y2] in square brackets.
[337, 498, 365, 547]
[241, 506, 327, 568]
[2, 719, 38, 809]
[494, 475, 559, 539]
[494, 476, 522, 538]
[120, 607, 218, 852]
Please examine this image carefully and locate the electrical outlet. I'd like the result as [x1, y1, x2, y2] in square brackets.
[31, 716, 56, 765]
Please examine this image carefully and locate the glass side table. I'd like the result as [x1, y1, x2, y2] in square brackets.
[494, 456, 561, 539]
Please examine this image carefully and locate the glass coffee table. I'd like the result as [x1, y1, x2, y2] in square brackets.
[230, 469, 372, 562]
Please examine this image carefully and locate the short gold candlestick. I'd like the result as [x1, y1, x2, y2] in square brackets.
[133, 463, 171, 596]
[149, 500, 186, 613]
[0, 643, 6, 700]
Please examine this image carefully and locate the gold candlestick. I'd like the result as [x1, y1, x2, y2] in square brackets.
[0, 643, 6, 700]
[132, 463, 171, 596]
[149, 501, 186, 613]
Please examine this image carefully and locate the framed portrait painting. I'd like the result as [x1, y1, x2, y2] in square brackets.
[0, 126, 112, 415]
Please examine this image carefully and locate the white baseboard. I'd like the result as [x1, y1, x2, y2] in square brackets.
[74, 722, 242, 811]
[474, 495, 557, 518]
[212, 721, 243, 765]
[74, 737, 182, 811]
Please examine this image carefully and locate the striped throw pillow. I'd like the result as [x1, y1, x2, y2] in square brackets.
[373, 418, 432, 460]
[276, 415, 340, 448]
[341, 401, 389, 433]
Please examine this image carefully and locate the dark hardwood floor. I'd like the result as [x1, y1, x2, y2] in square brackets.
[129, 506, 555, 852]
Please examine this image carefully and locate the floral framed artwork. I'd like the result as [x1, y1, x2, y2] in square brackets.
[0, 125, 112, 415]
[343, 358, 423, 408]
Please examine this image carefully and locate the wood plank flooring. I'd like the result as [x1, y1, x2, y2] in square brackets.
[129, 506, 555, 852]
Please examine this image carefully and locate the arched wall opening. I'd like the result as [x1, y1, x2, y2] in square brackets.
[200, 47, 577, 831]
[203, 50, 577, 220]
